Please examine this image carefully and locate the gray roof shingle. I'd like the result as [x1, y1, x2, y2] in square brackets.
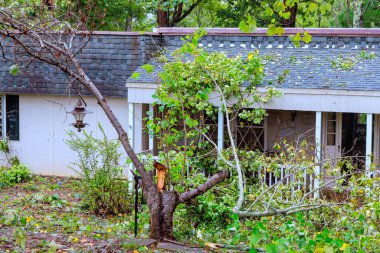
[0, 33, 161, 97]
[127, 34, 380, 91]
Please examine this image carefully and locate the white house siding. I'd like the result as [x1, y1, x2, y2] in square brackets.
[6, 94, 129, 177]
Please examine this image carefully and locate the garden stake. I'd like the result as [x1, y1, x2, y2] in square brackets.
[134, 174, 141, 238]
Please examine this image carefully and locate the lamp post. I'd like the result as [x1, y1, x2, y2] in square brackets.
[68, 98, 92, 132]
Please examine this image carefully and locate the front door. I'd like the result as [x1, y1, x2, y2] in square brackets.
[323, 112, 342, 186]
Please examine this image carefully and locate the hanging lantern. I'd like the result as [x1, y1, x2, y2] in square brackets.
[68, 98, 92, 132]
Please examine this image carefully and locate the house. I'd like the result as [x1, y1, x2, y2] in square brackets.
[0, 32, 160, 176]
[126, 28, 380, 187]
[1, 28, 380, 182]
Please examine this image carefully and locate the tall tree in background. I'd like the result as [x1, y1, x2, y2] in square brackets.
[334, 0, 380, 28]
[217, 0, 334, 28]
[156, 0, 204, 27]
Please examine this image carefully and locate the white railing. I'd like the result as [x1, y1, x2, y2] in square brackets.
[253, 165, 315, 201]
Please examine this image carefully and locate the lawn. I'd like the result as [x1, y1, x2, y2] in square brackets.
[0, 176, 162, 252]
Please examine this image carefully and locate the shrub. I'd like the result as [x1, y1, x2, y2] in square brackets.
[0, 159, 31, 187]
[66, 124, 132, 216]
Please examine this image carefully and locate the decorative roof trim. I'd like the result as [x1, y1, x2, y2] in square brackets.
[157, 28, 380, 37]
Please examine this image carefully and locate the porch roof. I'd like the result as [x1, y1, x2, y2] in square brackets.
[126, 28, 380, 92]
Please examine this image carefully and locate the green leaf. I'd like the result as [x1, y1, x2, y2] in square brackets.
[309, 3, 319, 13]
[141, 64, 154, 74]
[239, 16, 257, 33]
[267, 25, 284, 36]
[9, 64, 21, 76]
[264, 7, 274, 17]
[281, 11, 291, 19]
[302, 32, 312, 44]
[289, 32, 301, 48]
[130, 72, 141, 80]
[274, 1, 286, 12]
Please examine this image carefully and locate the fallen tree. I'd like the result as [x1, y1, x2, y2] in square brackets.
[0, 5, 228, 240]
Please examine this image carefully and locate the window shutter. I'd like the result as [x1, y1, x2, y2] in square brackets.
[6, 95, 19, 140]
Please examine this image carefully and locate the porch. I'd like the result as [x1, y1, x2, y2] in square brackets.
[129, 104, 379, 190]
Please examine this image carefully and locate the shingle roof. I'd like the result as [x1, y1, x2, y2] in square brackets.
[0, 33, 161, 97]
[127, 31, 380, 91]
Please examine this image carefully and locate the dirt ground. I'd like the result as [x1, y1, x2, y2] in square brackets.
[0, 176, 210, 252]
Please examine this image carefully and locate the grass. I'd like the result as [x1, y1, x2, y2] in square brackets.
[0, 176, 154, 252]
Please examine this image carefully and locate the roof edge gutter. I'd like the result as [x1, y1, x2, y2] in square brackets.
[157, 27, 380, 37]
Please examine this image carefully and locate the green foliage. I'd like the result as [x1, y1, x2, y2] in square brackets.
[225, 192, 380, 252]
[66, 124, 131, 216]
[289, 32, 312, 48]
[239, 16, 257, 33]
[0, 162, 31, 187]
[0, 138, 9, 153]
[147, 30, 280, 186]
[331, 51, 376, 70]
[217, 0, 334, 29]
[9, 64, 21, 76]
[0, 138, 31, 188]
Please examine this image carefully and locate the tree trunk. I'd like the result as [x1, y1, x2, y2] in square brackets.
[148, 190, 179, 240]
[353, 0, 364, 28]
[281, 1, 297, 27]
[157, 9, 170, 27]
[126, 17, 133, 31]
[125, 0, 133, 31]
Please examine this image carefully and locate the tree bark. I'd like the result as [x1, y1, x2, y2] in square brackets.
[157, 8, 170, 27]
[148, 190, 179, 239]
[353, 0, 364, 28]
[281, 1, 297, 27]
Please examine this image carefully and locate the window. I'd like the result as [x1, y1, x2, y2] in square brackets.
[236, 111, 265, 151]
[0, 95, 19, 140]
[6, 95, 20, 140]
[326, 112, 336, 145]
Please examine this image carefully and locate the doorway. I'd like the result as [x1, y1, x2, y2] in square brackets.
[323, 112, 367, 182]
[340, 113, 367, 169]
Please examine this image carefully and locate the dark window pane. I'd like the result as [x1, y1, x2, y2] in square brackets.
[6, 95, 19, 140]
[327, 133, 335, 145]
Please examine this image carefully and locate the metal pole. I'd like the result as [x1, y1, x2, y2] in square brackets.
[134, 174, 139, 238]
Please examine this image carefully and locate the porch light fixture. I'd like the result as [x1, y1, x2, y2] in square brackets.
[68, 98, 92, 132]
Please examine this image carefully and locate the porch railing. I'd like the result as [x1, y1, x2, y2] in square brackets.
[253, 165, 315, 201]
[132, 154, 380, 202]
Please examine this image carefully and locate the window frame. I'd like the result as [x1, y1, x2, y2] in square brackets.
[0, 95, 20, 141]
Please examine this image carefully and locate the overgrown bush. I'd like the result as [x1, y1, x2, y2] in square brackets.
[66, 124, 132, 216]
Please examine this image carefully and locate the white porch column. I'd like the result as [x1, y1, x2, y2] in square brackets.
[217, 106, 224, 151]
[128, 103, 135, 191]
[366, 113, 373, 176]
[133, 103, 143, 153]
[1, 95, 5, 136]
[314, 111, 322, 198]
[148, 104, 154, 152]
